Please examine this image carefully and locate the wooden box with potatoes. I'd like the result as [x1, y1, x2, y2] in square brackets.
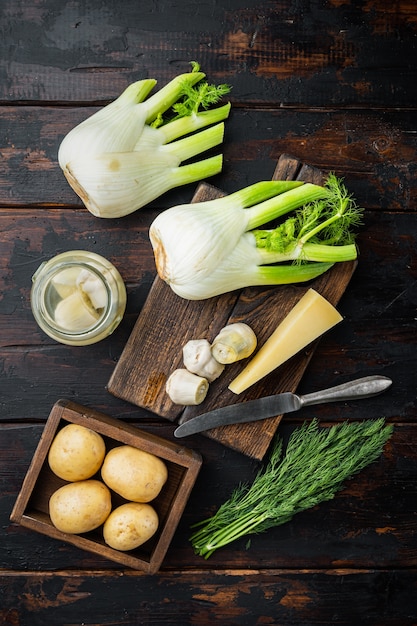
[10, 399, 202, 574]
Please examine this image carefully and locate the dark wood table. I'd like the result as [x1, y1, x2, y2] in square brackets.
[1, 2, 416, 624]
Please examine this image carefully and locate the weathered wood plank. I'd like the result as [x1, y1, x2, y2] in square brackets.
[0, 108, 416, 210]
[1, 569, 417, 625]
[0, 1, 415, 624]
[0, 0, 416, 107]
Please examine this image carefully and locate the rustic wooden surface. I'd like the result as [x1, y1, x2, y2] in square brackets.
[1, 1, 416, 624]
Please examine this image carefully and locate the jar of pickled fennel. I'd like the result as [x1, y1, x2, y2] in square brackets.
[30, 250, 127, 346]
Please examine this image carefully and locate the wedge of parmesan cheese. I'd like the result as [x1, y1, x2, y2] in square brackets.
[228, 288, 343, 394]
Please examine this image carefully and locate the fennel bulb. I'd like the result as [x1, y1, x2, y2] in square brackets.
[58, 64, 231, 218]
[149, 174, 363, 300]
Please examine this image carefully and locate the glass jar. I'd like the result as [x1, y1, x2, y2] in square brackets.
[30, 250, 127, 346]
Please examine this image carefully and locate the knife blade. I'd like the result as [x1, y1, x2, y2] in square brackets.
[173, 375, 392, 438]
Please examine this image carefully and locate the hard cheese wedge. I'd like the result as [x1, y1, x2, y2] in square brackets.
[228, 288, 343, 394]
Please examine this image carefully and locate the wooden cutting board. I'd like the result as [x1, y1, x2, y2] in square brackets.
[108, 154, 357, 459]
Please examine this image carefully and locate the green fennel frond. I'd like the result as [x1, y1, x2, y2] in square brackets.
[299, 173, 363, 244]
[190, 60, 202, 73]
[253, 173, 364, 258]
[172, 80, 232, 118]
[150, 61, 231, 128]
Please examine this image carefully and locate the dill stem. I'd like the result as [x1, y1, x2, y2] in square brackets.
[193, 510, 269, 557]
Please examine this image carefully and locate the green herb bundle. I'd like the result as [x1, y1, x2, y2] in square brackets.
[190, 418, 393, 558]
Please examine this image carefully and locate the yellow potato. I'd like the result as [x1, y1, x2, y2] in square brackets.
[103, 502, 159, 551]
[101, 445, 168, 502]
[49, 480, 112, 534]
[48, 423, 106, 481]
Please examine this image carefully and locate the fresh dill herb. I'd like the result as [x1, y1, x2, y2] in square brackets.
[190, 418, 393, 559]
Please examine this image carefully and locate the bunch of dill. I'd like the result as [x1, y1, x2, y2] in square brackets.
[190, 418, 393, 559]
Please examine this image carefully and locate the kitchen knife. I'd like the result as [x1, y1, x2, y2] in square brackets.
[174, 375, 392, 438]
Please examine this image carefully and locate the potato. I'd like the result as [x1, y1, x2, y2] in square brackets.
[103, 502, 159, 551]
[48, 423, 106, 481]
[49, 480, 112, 534]
[101, 445, 168, 502]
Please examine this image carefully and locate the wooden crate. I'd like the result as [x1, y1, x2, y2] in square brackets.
[10, 399, 202, 574]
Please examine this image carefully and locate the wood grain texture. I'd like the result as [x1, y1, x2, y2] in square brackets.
[1, 0, 417, 623]
[1, 107, 416, 210]
[0, 0, 416, 107]
[1, 569, 417, 626]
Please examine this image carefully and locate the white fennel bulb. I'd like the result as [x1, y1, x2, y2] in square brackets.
[149, 175, 363, 300]
[58, 64, 231, 218]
